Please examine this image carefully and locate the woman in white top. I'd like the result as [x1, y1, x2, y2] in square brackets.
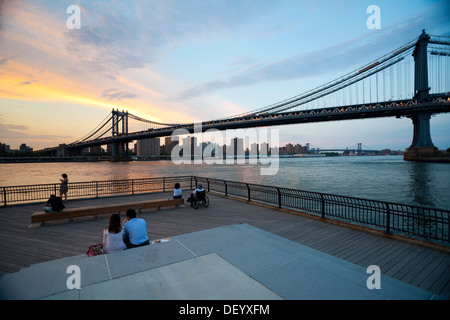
[173, 183, 183, 199]
[103, 213, 127, 253]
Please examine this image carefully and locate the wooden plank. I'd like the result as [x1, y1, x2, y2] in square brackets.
[141, 198, 184, 209]
[31, 206, 98, 223]
[428, 264, 450, 296]
[409, 252, 446, 288]
[0, 192, 449, 298]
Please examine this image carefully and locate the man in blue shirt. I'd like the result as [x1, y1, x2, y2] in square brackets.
[123, 209, 149, 249]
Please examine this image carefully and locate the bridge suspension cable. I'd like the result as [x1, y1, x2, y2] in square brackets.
[69, 110, 183, 146]
[222, 37, 419, 119]
[127, 113, 180, 127]
[85, 119, 113, 141]
[70, 113, 112, 144]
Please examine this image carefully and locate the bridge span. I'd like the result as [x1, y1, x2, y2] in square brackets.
[38, 30, 450, 162]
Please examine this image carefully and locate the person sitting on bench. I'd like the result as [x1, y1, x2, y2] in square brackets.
[44, 194, 65, 213]
[122, 209, 149, 249]
[173, 182, 183, 199]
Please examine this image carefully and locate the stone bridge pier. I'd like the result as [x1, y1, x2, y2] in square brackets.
[403, 111, 438, 161]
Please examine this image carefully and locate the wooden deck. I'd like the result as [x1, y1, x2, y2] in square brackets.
[0, 191, 449, 298]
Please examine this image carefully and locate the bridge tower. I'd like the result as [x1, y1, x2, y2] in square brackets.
[357, 143, 362, 156]
[404, 30, 438, 161]
[412, 30, 431, 101]
[112, 109, 128, 137]
[111, 109, 130, 161]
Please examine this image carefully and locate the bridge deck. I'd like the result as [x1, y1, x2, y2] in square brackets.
[0, 192, 448, 298]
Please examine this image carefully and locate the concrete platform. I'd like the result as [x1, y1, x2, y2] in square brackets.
[0, 224, 443, 300]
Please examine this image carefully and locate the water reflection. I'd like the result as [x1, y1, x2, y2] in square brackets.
[408, 162, 434, 208]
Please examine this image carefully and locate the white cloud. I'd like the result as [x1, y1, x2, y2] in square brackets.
[62, 0, 278, 75]
[177, 4, 450, 101]
[101, 88, 138, 101]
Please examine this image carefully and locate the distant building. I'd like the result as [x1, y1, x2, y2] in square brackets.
[89, 146, 102, 154]
[181, 136, 203, 156]
[250, 143, 259, 156]
[260, 142, 269, 155]
[0, 142, 6, 157]
[232, 137, 244, 156]
[161, 137, 178, 154]
[19, 143, 33, 152]
[137, 138, 160, 157]
[286, 143, 294, 155]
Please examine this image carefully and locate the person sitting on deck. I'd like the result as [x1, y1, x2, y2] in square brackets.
[173, 183, 183, 199]
[103, 213, 127, 253]
[44, 194, 65, 213]
[192, 183, 204, 196]
[122, 209, 149, 249]
[187, 183, 205, 207]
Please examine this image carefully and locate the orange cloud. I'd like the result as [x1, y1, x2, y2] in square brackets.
[1, 60, 106, 107]
[0, 59, 195, 128]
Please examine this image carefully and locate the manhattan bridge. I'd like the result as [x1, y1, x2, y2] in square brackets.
[40, 30, 450, 161]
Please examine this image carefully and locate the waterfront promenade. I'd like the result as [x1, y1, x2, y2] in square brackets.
[0, 191, 448, 299]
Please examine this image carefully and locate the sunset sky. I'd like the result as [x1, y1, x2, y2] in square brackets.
[1, 0, 449, 151]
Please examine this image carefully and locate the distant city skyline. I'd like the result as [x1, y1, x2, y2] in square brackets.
[0, 135, 422, 156]
[1, 1, 449, 151]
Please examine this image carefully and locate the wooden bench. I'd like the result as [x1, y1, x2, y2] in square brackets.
[31, 198, 184, 224]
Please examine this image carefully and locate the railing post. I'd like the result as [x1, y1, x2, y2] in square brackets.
[3, 187, 6, 206]
[320, 193, 325, 218]
[276, 187, 282, 208]
[96, 181, 99, 198]
[224, 181, 228, 196]
[206, 178, 210, 192]
[246, 183, 250, 201]
[163, 178, 166, 192]
[385, 202, 391, 234]
[193, 177, 198, 190]
[131, 180, 134, 195]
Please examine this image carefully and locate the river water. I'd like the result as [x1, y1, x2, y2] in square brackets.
[0, 155, 449, 210]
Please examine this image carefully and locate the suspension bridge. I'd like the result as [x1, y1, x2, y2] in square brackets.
[40, 30, 450, 161]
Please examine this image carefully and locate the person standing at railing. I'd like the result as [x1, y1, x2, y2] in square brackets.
[59, 173, 68, 203]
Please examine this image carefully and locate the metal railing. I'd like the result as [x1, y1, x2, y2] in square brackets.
[193, 177, 450, 244]
[0, 176, 194, 207]
[1, 175, 448, 244]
